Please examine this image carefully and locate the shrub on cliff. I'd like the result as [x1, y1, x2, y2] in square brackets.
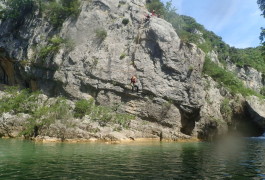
[220, 98, 232, 121]
[39, 36, 65, 59]
[21, 97, 72, 138]
[122, 18, 129, 25]
[146, 0, 165, 15]
[95, 29, 107, 43]
[42, 0, 81, 28]
[203, 57, 263, 97]
[0, 87, 39, 115]
[74, 99, 94, 118]
[0, 0, 35, 21]
[260, 87, 265, 96]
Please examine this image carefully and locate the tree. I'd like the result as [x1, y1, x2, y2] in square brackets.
[257, 0, 265, 57]
[0, 0, 34, 20]
[146, 0, 165, 15]
[257, 0, 265, 44]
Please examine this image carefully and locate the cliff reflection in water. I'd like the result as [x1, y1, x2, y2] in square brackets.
[0, 138, 265, 179]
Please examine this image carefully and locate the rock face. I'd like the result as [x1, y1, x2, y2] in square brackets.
[0, 0, 264, 141]
[226, 61, 265, 93]
[246, 96, 265, 130]
[207, 50, 265, 93]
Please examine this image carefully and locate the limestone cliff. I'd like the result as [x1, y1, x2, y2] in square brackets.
[0, 0, 264, 141]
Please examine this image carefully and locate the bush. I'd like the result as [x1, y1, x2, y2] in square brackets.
[0, 87, 135, 137]
[0, 87, 39, 115]
[120, 53, 126, 59]
[0, 0, 35, 21]
[203, 57, 263, 97]
[113, 114, 134, 129]
[260, 87, 265, 96]
[73, 98, 135, 128]
[39, 36, 65, 59]
[43, 0, 80, 28]
[146, 0, 165, 16]
[21, 98, 72, 137]
[220, 98, 232, 121]
[74, 99, 94, 118]
[95, 29, 107, 42]
[122, 18, 129, 25]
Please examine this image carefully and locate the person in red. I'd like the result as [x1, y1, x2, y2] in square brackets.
[144, 13, 151, 23]
[151, 10, 156, 16]
[131, 75, 139, 93]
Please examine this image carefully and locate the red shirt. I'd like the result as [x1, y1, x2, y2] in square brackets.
[131, 77, 136, 83]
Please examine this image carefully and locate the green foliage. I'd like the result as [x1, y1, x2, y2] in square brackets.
[203, 57, 263, 97]
[42, 0, 80, 28]
[122, 18, 129, 25]
[120, 53, 126, 59]
[146, 0, 165, 15]
[258, 0, 265, 48]
[258, 0, 265, 17]
[0, 0, 35, 20]
[118, 1, 126, 8]
[74, 99, 94, 118]
[95, 29, 107, 42]
[229, 47, 265, 73]
[113, 113, 134, 129]
[39, 36, 65, 59]
[260, 87, 265, 96]
[0, 87, 39, 115]
[220, 98, 232, 121]
[0, 88, 134, 138]
[148, 0, 265, 75]
[1, 0, 80, 28]
[21, 98, 72, 137]
[73, 98, 134, 128]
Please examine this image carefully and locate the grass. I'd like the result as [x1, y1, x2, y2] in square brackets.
[39, 36, 65, 59]
[74, 99, 135, 128]
[220, 98, 232, 121]
[0, 87, 135, 138]
[203, 57, 264, 98]
[42, 0, 81, 28]
[122, 18, 129, 25]
[95, 29, 107, 42]
[120, 53, 126, 59]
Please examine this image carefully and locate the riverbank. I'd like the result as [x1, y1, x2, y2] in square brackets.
[1, 136, 201, 144]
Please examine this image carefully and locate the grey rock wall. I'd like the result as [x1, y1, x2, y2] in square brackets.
[0, 0, 264, 141]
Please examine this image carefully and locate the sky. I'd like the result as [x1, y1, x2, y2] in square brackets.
[161, 0, 265, 48]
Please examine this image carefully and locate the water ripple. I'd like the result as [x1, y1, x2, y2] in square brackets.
[1, 139, 265, 179]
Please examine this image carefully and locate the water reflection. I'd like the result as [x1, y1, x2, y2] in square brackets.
[0, 139, 265, 179]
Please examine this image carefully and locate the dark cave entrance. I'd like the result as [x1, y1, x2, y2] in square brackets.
[0, 48, 16, 86]
[230, 104, 265, 137]
[0, 66, 8, 85]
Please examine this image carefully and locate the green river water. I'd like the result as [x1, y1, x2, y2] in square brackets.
[1, 138, 265, 179]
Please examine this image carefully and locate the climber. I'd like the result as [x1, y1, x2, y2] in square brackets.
[144, 13, 151, 23]
[130, 75, 139, 93]
[151, 10, 156, 16]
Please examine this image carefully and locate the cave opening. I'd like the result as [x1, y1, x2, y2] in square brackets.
[0, 48, 17, 86]
[0, 66, 8, 85]
[230, 105, 265, 137]
[233, 119, 264, 137]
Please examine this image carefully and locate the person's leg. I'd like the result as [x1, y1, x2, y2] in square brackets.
[131, 84, 134, 92]
[136, 85, 139, 93]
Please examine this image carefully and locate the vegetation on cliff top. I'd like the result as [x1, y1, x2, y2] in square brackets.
[203, 57, 263, 98]
[147, 0, 265, 74]
[146, 0, 264, 97]
[0, 0, 80, 28]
